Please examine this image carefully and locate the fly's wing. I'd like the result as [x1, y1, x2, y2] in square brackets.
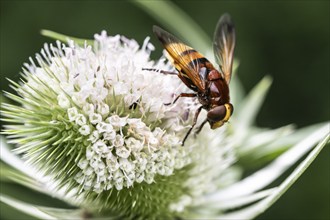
[153, 26, 213, 91]
[213, 13, 236, 84]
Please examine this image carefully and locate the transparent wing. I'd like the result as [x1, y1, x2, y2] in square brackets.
[213, 13, 236, 84]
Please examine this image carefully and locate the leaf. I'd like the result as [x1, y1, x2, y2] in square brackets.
[212, 132, 329, 220]
[238, 124, 294, 157]
[0, 136, 44, 190]
[0, 136, 72, 203]
[198, 123, 329, 203]
[0, 201, 37, 220]
[247, 123, 329, 166]
[195, 188, 276, 210]
[233, 76, 272, 136]
[0, 194, 124, 220]
[182, 125, 329, 219]
[0, 162, 39, 188]
[1, 195, 97, 220]
[0, 194, 57, 220]
[40, 30, 94, 46]
[259, 122, 328, 156]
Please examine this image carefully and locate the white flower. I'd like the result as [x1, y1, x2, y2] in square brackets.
[0, 30, 328, 220]
[2, 31, 196, 194]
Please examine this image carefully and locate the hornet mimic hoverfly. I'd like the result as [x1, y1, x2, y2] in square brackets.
[143, 13, 236, 145]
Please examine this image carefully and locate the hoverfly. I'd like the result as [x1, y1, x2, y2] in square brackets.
[143, 13, 236, 146]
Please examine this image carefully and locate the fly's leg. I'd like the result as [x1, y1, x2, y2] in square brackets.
[143, 68, 197, 105]
[182, 105, 203, 146]
[195, 119, 208, 135]
[142, 68, 178, 75]
[164, 93, 196, 106]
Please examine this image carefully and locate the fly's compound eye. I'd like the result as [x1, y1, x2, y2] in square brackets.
[207, 105, 227, 122]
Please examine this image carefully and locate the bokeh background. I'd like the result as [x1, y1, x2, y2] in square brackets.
[0, 1, 329, 219]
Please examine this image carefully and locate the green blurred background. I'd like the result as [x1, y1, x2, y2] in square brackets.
[0, 1, 329, 219]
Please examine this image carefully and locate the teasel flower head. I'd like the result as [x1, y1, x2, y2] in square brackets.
[1, 30, 329, 220]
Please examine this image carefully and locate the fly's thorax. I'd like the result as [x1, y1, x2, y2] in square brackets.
[207, 69, 222, 81]
[207, 78, 230, 106]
